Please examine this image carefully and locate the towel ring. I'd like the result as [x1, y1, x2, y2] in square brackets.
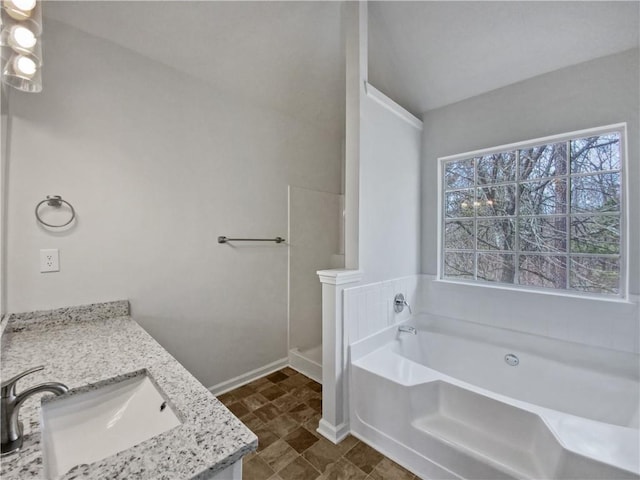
[35, 195, 76, 228]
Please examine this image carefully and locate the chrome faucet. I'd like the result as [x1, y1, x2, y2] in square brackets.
[393, 293, 412, 314]
[1, 365, 68, 455]
[398, 325, 417, 335]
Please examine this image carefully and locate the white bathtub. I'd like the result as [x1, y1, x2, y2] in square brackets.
[349, 313, 640, 480]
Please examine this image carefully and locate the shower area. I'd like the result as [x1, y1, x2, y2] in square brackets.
[288, 185, 344, 383]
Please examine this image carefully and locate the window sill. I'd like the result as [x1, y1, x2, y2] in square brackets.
[433, 278, 635, 305]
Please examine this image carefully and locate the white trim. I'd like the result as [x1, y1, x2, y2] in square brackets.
[208, 357, 288, 396]
[437, 123, 628, 301]
[317, 419, 350, 444]
[437, 154, 444, 281]
[621, 125, 630, 299]
[317, 269, 363, 285]
[343, 273, 422, 293]
[364, 82, 423, 131]
[288, 348, 322, 384]
[347, 429, 457, 480]
[433, 278, 635, 305]
[287, 186, 291, 357]
[438, 123, 627, 163]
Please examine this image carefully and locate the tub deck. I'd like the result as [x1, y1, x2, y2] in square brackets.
[349, 316, 640, 480]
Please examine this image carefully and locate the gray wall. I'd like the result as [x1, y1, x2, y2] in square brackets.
[422, 49, 639, 293]
[0, 87, 7, 316]
[5, 19, 342, 388]
[360, 88, 422, 284]
[289, 186, 342, 352]
[420, 49, 639, 353]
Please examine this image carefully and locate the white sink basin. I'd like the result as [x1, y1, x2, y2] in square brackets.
[40, 371, 181, 479]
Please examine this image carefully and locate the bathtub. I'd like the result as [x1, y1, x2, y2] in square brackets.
[349, 313, 640, 480]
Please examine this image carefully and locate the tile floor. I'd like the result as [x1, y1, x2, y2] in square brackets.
[217, 367, 419, 480]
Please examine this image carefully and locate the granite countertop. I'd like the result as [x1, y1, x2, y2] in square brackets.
[0, 301, 257, 479]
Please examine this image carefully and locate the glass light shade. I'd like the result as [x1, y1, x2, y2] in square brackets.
[3, 0, 36, 21]
[8, 25, 36, 50]
[0, 29, 41, 63]
[1, 0, 42, 36]
[6, 0, 36, 10]
[13, 54, 36, 77]
[1, 51, 41, 91]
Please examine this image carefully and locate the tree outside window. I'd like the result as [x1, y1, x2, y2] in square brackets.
[441, 127, 623, 296]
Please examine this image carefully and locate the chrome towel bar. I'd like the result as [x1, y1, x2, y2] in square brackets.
[217, 236, 285, 244]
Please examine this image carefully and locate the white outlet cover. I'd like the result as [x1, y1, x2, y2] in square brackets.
[40, 249, 60, 273]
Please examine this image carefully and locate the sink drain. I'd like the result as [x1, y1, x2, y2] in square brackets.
[504, 353, 519, 366]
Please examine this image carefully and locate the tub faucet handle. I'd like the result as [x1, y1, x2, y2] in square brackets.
[393, 293, 412, 314]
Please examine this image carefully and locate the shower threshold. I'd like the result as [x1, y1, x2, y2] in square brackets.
[289, 344, 322, 384]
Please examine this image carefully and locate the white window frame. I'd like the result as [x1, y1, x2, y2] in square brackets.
[436, 123, 628, 301]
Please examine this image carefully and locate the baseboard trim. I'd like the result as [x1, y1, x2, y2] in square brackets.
[208, 357, 288, 396]
[288, 348, 322, 384]
[317, 419, 350, 444]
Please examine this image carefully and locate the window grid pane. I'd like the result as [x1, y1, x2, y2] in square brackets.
[473, 157, 478, 280]
[442, 129, 622, 297]
[514, 149, 521, 284]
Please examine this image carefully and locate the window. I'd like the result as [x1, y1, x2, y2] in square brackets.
[439, 125, 625, 297]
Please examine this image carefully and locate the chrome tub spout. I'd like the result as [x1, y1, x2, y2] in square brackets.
[398, 325, 417, 335]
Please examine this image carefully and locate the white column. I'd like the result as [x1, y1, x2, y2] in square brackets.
[316, 269, 362, 443]
[344, 0, 367, 270]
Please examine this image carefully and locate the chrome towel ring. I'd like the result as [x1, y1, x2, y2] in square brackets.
[35, 195, 76, 228]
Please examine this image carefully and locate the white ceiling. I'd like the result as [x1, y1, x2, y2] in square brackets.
[43, 1, 345, 133]
[44, 1, 639, 126]
[369, 1, 640, 115]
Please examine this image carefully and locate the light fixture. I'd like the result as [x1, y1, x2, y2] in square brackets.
[3, 0, 36, 21]
[13, 54, 35, 77]
[1, 0, 42, 92]
[8, 25, 36, 52]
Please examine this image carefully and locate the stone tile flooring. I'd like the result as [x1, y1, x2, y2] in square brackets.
[217, 367, 419, 480]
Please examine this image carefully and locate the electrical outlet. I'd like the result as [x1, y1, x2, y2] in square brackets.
[40, 249, 60, 273]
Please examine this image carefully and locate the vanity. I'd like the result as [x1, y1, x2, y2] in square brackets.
[0, 301, 257, 479]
